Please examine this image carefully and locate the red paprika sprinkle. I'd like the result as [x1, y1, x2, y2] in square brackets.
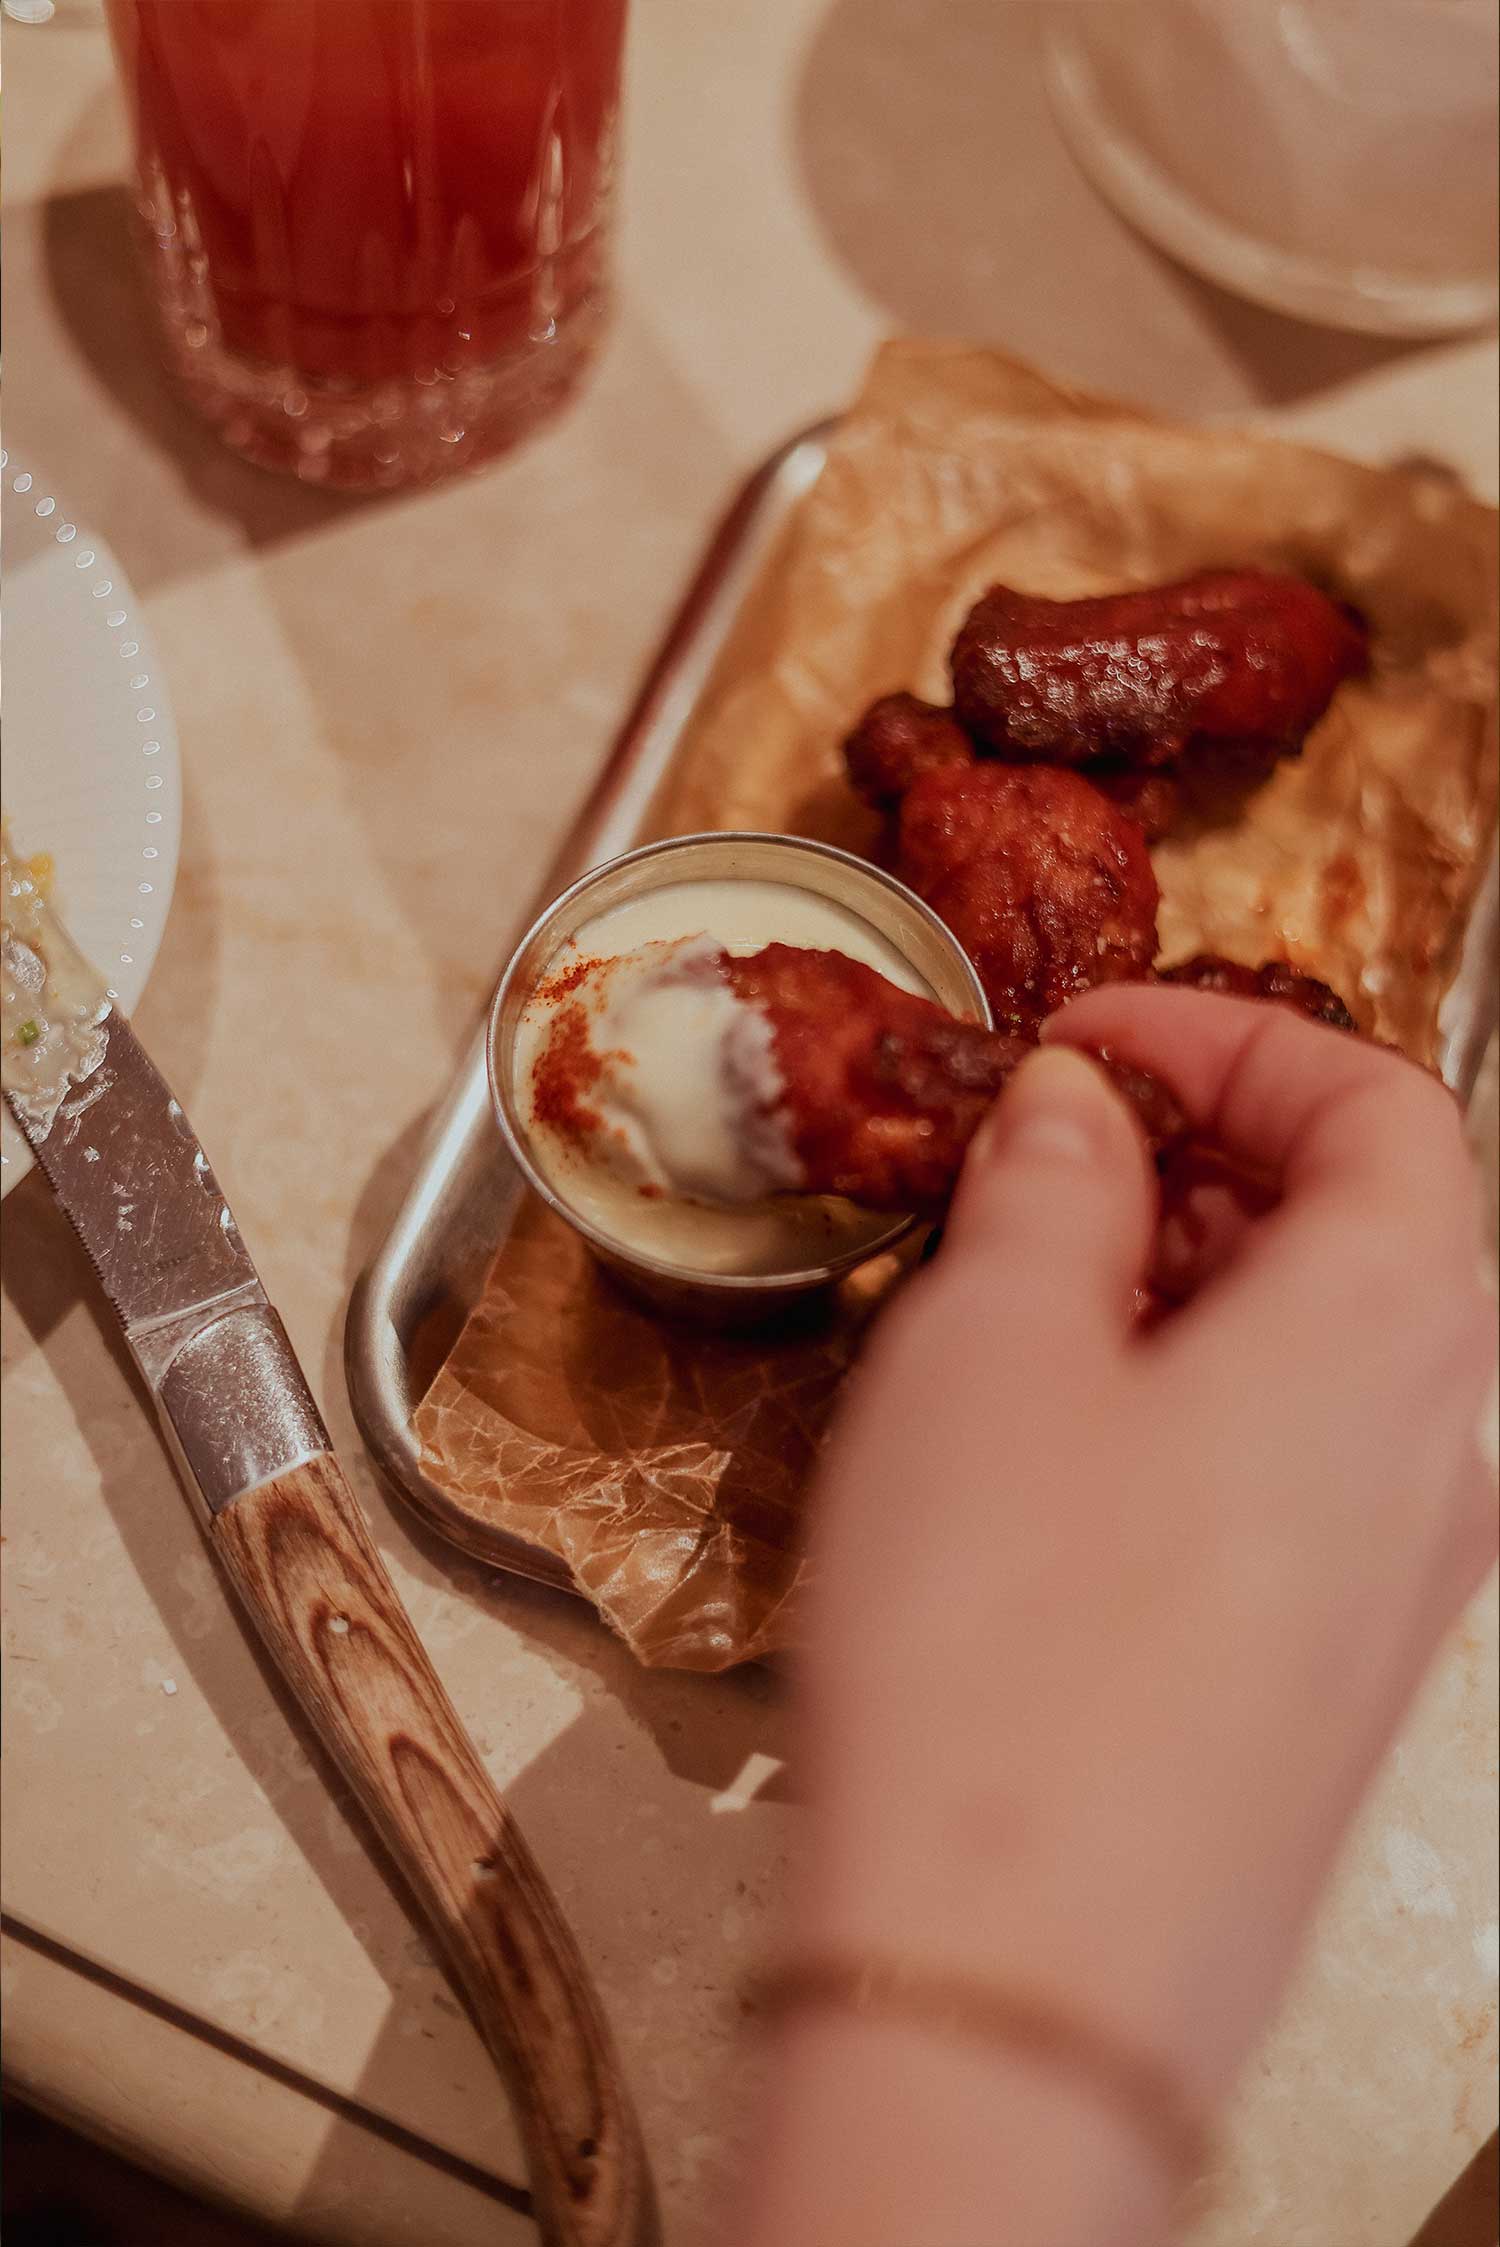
[531, 1000, 607, 1145]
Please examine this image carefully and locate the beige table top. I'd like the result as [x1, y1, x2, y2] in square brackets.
[2, 8, 1496, 2244]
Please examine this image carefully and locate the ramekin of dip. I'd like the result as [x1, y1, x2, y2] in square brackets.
[488, 832, 991, 1322]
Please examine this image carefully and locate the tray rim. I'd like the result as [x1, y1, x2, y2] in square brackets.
[345, 421, 837, 1590]
[345, 415, 1499, 1595]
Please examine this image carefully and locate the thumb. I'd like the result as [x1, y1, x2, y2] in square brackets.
[940, 1046, 1157, 1348]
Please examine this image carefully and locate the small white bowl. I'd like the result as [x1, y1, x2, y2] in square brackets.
[488, 832, 990, 1323]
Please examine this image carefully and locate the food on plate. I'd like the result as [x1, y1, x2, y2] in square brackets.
[525, 935, 1186, 1220]
[417, 343, 1496, 1677]
[512, 551, 1381, 1264]
[893, 762, 1160, 1028]
[948, 569, 1368, 767]
[1, 818, 111, 1136]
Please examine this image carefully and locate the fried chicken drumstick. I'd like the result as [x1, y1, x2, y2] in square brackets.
[726, 945, 1186, 1212]
[530, 939, 1186, 1219]
[949, 568, 1367, 767]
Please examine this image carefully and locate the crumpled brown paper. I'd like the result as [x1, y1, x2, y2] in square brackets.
[654, 339, 1498, 1059]
[415, 343, 1497, 1669]
[415, 1196, 912, 1668]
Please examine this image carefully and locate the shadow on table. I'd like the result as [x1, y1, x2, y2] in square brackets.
[257, 1103, 802, 2239]
[1410, 2134, 1500, 2247]
[242, 296, 739, 1059]
[31, 181, 377, 567]
[278, 1539, 790, 2245]
[0, 1172, 443, 2020]
[1, 2097, 283, 2247]
[792, 0, 1424, 416]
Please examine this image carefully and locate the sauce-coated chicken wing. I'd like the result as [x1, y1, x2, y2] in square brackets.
[842, 692, 1185, 840]
[1158, 953, 1357, 1030]
[725, 943, 1185, 1213]
[950, 569, 1367, 766]
[842, 692, 975, 811]
[529, 939, 1189, 1220]
[895, 763, 1160, 1028]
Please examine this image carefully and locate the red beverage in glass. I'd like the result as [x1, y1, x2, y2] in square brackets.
[105, 0, 628, 486]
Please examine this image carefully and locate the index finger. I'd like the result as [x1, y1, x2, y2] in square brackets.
[1046, 988, 1494, 1563]
[1044, 983, 1472, 1241]
[1045, 984, 1486, 1367]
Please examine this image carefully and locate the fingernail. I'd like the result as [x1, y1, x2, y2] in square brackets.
[975, 1046, 1119, 1167]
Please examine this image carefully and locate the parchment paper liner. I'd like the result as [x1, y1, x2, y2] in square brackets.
[415, 342, 1497, 1672]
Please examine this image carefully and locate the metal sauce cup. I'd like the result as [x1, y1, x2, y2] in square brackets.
[487, 832, 991, 1324]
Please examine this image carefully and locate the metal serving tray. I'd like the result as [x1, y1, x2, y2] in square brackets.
[345, 421, 1499, 1596]
[345, 424, 836, 1590]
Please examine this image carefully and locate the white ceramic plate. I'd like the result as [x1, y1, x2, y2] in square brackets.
[2, 455, 182, 1195]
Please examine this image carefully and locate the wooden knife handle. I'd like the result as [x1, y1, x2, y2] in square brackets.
[211, 1452, 659, 2247]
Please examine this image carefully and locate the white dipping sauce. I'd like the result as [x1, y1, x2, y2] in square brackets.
[513, 877, 931, 1277]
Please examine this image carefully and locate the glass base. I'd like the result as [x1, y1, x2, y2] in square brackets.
[151, 287, 609, 491]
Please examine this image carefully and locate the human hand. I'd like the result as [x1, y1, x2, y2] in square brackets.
[792, 986, 1496, 2138]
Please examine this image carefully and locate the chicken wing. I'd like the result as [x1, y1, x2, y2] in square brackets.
[895, 763, 1160, 1028]
[1157, 952, 1358, 1030]
[724, 944, 1185, 1213]
[950, 568, 1367, 766]
[842, 692, 975, 811]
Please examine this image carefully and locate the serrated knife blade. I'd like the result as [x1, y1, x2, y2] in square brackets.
[8, 1001, 330, 1513]
[19, 1005, 259, 1322]
[2, 856, 328, 1510]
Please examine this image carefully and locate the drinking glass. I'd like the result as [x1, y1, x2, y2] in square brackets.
[106, 0, 628, 487]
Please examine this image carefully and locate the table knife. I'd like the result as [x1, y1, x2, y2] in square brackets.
[2, 881, 658, 2247]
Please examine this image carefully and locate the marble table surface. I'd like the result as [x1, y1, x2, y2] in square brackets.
[3, 7, 1495, 2242]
